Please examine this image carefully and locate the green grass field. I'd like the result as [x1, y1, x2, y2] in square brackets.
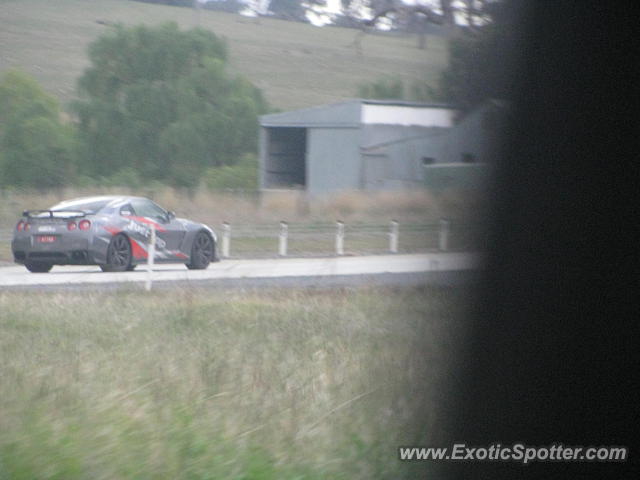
[0, 0, 448, 110]
[0, 286, 466, 479]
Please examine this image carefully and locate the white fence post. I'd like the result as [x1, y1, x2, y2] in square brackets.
[389, 220, 399, 253]
[221, 222, 230, 258]
[278, 221, 288, 256]
[335, 220, 344, 256]
[439, 218, 450, 252]
[145, 224, 156, 291]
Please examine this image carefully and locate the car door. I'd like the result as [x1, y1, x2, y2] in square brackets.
[129, 198, 186, 257]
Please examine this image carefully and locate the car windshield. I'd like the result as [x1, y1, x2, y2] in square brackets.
[49, 199, 112, 214]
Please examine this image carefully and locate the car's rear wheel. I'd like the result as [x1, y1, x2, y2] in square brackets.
[101, 234, 132, 272]
[25, 261, 53, 273]
[186, 232, 214, 270]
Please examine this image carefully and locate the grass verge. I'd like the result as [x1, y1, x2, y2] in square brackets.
[0, 285, 467, 479]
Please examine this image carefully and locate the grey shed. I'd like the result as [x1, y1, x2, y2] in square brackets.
[259, 99, 460, 195]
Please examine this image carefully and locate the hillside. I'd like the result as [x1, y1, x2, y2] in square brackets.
[0, 0, 448, 110]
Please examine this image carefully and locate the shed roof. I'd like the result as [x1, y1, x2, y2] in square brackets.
[260, 99, 457, 128]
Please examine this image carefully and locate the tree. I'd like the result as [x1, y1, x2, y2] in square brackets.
[73, 22, 268, 187]
[351, 0, 445, 52]
[0, 71, 76, 188]
[268, 0, 308, 21]
[266, 0, 328, 23]
[436, 0, 517, 111]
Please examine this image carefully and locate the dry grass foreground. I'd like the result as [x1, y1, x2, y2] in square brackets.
[0, 0, 447, 110]
[0, 285, 468, 479]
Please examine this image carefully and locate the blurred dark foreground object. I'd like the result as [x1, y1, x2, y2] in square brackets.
[431, 1, 636, 477]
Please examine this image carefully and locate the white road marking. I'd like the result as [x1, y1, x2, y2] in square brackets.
[0, 253, 482, 288]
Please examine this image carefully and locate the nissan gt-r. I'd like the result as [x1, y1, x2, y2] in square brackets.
[11, 196, 218, 273]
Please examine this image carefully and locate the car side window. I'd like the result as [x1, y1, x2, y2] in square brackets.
[120, 204, 134, 217]
[130, 199, 168, 223]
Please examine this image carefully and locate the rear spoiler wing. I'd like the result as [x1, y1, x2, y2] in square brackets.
[22, 210, 87, 218]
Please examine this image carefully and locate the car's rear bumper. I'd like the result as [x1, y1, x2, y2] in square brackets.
[12, 237, 96, 265]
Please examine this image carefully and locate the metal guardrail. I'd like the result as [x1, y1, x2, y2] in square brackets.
[217, 220, 484, 258]
[0, 220, 485, 260]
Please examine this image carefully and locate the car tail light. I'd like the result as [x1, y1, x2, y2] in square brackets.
[79, 219, 91, 231]
[67, 221, 77, 231]
[16, 220, 24, 231]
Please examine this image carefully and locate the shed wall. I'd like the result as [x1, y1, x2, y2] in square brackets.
[307, 127, 361, 194]
[360, 125, 448, 147]
[361, 105, 456, 127]
[362, 134, 448, 190]
[438, 104, 501, 163]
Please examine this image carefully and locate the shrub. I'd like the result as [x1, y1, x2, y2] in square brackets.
[204, 153, 258, 191]
[0, 70, 77, 188]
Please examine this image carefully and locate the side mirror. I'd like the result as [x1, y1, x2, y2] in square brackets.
[167, 211, 176, 221]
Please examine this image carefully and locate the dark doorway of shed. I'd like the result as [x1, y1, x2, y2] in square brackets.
[265, 128, 307, 188]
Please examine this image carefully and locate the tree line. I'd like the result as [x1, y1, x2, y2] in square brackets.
[134, 0, 491, 32]
[0, 23, 268, 189]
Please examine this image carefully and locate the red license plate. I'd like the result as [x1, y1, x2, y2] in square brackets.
[36, 235, 57, 243]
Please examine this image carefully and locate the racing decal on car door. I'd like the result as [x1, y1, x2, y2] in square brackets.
[127, 216, 167, 232]
[130, 238, 148, 259]
[102, 217, 187, 261]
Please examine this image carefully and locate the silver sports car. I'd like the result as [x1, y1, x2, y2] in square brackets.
[11, 196, 218, 273]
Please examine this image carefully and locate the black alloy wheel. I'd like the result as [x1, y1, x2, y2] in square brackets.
[101, 234, 132, 272]
[186, 232, 213, 270]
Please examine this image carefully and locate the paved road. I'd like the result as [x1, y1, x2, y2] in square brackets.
[0, 253, 481, 290]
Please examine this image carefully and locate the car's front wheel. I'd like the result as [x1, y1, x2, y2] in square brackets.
[186, 232, 214, 270]
[101, 234, 132, 272]
[25, 261, 53, 273]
